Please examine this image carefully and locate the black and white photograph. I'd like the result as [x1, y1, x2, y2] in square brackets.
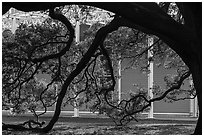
[1, 1, 202, 135]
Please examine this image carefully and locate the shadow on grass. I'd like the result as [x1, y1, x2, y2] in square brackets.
[3, 124, 195, 135]
[2, 115, 196, 135]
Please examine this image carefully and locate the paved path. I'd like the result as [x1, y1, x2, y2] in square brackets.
[140, 113, 198, 121]
[2, 110, 198, 123]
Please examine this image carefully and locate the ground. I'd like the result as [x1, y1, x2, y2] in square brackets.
[2, 111, 197, 135]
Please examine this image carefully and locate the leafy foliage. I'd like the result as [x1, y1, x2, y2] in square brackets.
[2, 18, 65, 115]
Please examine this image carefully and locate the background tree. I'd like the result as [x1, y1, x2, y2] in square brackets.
[2, 5, 115, 130]
[81, 21, 195, 125]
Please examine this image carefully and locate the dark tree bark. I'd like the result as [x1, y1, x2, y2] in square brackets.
[42, 16, 122, 132]
[2, 2, 202, 134]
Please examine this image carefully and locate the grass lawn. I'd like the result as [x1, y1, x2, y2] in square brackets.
[2, 114, 196, 135]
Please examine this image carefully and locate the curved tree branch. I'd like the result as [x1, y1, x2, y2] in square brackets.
[42, 16, 124, 133]
[118, 71, 191, 125]
[31, 8, 74, 63]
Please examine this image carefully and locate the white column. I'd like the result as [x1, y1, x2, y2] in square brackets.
[73, 90, 79, 117]
[148, 36, 154, 118]
[11, 16, 17, 34]
[190, 98, 194, 117]
[189, 79, 198, 117]
[75, 20, 80, 42]
[118, 56, 122, 104]
[194, 97, 198, 117]
[73, 85, 79, 117]
[54, 84, 58, 111]
[73, 20, 80, 117]
[189, 78, 194, 116]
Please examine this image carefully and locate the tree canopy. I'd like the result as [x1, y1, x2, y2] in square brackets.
[2, 2, 202, 135]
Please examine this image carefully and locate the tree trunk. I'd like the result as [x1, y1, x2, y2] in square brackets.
[40, 18, 121, 133]
[41, 84, 66, 133]
[191, 60, 202, 135]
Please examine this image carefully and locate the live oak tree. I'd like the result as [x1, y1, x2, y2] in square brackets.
[3, 14, 186, 127]
[85, 21, 195, 125]
[2, 13, 105, 118]
[2, 2, 202, 135]
[2, 5, 116, 131]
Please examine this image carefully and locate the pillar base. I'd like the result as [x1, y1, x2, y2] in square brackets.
[147, 116, 154, 119]
[72, 115, 80, 117]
